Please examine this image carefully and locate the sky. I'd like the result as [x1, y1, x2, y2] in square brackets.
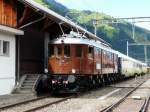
[56, 0, 150, 30]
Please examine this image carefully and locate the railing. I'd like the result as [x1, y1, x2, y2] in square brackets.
[32, 74, 42, 92]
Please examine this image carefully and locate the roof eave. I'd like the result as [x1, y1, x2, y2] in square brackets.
[0, 25, 24, 35]
[18, 0, 110, 46]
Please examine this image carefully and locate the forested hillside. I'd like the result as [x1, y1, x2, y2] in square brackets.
[34, 0, 150, 63]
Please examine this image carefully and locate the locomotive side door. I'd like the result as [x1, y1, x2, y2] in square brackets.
[95, 47, 102, 74]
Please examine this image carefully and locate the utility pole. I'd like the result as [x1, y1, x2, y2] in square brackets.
[127, 40, 129, 56]
[132, 19, 135, 39]
[144, 45, 147, 63]
[93, 19, 98, 36]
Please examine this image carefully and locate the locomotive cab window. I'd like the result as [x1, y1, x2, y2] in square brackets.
[56, 46, 62, 57]
[76, 46, 82, 57]
[88, 46, 94, 59]
[49, 45, 54, 57]
[64, 45, 70, 57]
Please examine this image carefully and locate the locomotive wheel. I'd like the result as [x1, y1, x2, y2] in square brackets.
[102, 76, 105, 86]
[98, 76, 102, 87]
[109, 75, 113, 83]
[77, 76, 87, 92]
[112, 74, 115, 83]
[104, 75, 109, 85]
[88, 76, 93, 89]
[111, 74, 115, 83]
[108, 74, 111, 84]
[94, 75, 99, 88]
[92, 78, 96, 88]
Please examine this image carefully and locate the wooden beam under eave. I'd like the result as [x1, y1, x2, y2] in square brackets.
[41, 18, 55, 31]
[18, 5, 35, 27]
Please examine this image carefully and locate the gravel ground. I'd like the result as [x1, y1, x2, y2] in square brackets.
[0, 74, 149, 112]
[33, 88, 132, 112]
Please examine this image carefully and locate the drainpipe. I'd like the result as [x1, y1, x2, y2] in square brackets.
[44, 33, 49, 74]
[15, 36, 20, 85]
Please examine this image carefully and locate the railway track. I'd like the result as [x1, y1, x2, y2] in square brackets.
[100, 78, 149, 112]
[23, 95, 76, 112]
[0, 95, 48, 110]
[0, 95, 76, 112]
[139, 96, 150, 112]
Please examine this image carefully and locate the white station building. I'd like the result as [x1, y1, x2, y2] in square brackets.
[0, 25, 23, 95]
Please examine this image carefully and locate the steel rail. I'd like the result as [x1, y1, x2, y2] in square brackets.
[139, 96, 150, 112]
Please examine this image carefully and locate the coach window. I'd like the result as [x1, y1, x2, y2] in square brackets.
[56, 46, 62, 57]
[76, 46, 82, 57]
[106, 51, 109, 59]
[64, 45, 70, 57]
[109, 53, 112, 61]
[49, 45, 54, 57]
[98, 49, 101, 58]
[3, 41, 10, 56]
[111, 53, 113, 61]
[88, 46, 94, 59]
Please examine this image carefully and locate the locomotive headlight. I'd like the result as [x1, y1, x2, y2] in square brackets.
[68, 75, 76, 83]
[52, 80, 56, 84]
[72, 69, 76, 73]
[44, 68, 48, 73]
[63, 80, 68, 84]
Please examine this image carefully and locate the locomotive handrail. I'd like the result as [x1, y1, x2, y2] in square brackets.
[32, 74, 42, 92]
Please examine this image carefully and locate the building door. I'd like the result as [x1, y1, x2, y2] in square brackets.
[19, 25, 45, 74]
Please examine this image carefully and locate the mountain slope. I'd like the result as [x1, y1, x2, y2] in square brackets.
[34, 0, 150, 63]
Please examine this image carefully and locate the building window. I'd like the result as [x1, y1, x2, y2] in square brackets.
[76, 46, 82, 57]
[64, 45, 70, 57]
[3, 41, 9, 56]
[0, 40, 10, 56]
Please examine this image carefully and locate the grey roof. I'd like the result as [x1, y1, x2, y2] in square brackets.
[18, 0, 110, 46]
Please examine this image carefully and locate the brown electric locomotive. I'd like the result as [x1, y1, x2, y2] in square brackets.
[48, 31, 120, 93]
